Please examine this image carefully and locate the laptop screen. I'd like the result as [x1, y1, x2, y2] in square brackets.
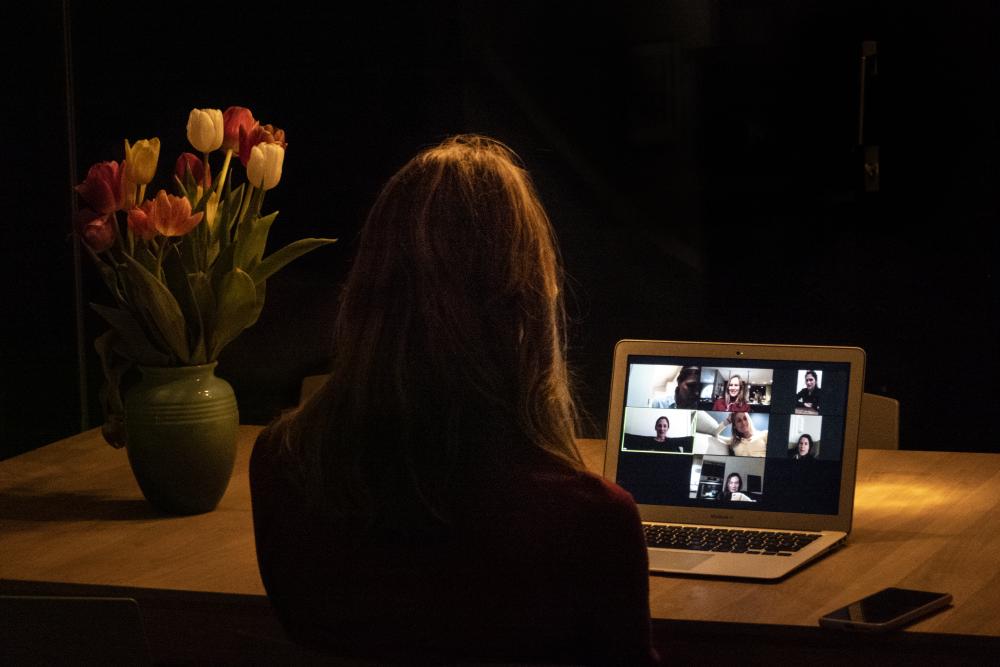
[613, 354, 852, 516]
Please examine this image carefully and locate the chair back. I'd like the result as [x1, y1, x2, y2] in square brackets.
[300, 374, 327, 405]
[860, 392, 900, 450]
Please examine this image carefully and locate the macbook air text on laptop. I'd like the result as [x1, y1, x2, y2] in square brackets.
[603, 340, 866, 580]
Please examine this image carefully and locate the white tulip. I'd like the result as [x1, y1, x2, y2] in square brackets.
[246, 143, 285, 190]
[186, 108, 224, 153]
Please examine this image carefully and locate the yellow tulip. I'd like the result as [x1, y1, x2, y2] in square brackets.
[204, 190, 220, 232]
[246, 143, 284, 190]
[186, 108, 224, 153]
[123, 137, 160, 185]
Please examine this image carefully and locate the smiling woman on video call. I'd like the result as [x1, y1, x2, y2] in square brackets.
[249, 135, 657, 665]
[712, 374, 750, 412]
[714, 410, 768, 457]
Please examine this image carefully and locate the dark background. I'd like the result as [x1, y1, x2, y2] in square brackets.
[3, 1, 996, 458]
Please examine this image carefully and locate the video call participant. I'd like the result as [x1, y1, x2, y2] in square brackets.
[249, 135, 657, 665]
[795, 371, 822, 413]
[653, 416, 669, 442]
[651, 416, 691, 453]
[712, 374, 750, 412]
[721, 473, 755, 502]
[650, 365, 701, 409]
[791, 434, 817, 461]
[715, 411, 768, 457]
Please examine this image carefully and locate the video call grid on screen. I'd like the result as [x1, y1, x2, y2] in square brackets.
[614, 355, 851, 516]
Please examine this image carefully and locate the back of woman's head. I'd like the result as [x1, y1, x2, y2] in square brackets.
[287, 135, 581, 524]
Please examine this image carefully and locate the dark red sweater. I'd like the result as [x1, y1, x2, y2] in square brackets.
[250, 427, 657, 665]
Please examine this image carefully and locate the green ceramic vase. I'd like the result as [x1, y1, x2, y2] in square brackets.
[124, 363, 238, 515]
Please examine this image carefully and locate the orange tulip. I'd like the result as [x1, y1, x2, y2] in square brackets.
[126, 205, 158, 241]
[131, 190, 203, 238]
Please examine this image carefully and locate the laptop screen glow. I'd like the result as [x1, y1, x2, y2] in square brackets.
[614, 355, 852, 516]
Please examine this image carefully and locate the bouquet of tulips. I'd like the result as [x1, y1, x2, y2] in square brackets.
[74, 106, 336, 445]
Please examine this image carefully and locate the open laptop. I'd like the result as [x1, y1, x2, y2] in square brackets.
[603, 340, 866, 580]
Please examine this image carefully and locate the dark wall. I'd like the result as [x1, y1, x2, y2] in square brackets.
[3, 1, 996, 458]
[3, 2, 80, 458]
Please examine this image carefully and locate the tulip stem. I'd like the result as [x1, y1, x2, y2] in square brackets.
[155, 237, 167, 280]
[215, 149, 233, 202]
[238, 184, 255, 229]
[253, 187, 265, 218]
[112, 212, 128, 256]
[202, 152, 211, 190]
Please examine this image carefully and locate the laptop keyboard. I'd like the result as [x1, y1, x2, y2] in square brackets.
[643, 524, 821, 556]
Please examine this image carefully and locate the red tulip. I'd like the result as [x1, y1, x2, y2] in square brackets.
[175, 152, 207, 187]
[131, 190, 203, 238]
[75, 161, 126, 215]
[238, 123, 287, 166]
[76, 209, 117, 252]
[222, 106, 255, 153]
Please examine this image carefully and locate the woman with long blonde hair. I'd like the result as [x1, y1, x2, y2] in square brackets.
[714, 410, 768, 457]
[712, 373, 749, 411]
[250, 135, 656, 664]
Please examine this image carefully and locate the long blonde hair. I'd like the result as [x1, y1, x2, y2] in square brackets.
[724, 374, 749, 407]
[275, 135, 582, 525]
[730, 411, 756, 446]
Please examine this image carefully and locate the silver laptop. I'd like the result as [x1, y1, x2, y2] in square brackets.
[603, 340, 865, 580]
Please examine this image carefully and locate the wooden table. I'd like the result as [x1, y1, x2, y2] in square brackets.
[1, 426, 264, 596]
[3, 427, 999, 662]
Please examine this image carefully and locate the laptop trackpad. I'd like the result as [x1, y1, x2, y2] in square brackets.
[649, 550, 713, 571]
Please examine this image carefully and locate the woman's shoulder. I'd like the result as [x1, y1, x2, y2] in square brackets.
[250, 421, 285, 475]
[250, 418, 305, 504]
[531, 452, 641, 526]
[575, 468, 640, 516]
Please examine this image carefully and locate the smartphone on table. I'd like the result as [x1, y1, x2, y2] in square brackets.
[818, 587, 952, 632]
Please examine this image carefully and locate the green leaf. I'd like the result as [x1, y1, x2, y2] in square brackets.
[211, 242, 237, 289]
[136, 244, 159, 276]
[123, 254, 191, 363]
[175, 233, 197, 274]
[189, 271, 216, 342]
[186, 214, 204, 273]
[251, 279, 266, 322]
[94, 329, 134, 448]
[233, 211, 278, 272]
[90, 303, 172, 366]
[116, 272, 176, 358]
[163, 246, 206, 365]
[250, 237, 338, 284]
[82, 243, 126, 304]
[174, 174, 189, 200]
[208, 268, 258, 360]
[195, 184, 213, 211]
[220, 183, 245, 251]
